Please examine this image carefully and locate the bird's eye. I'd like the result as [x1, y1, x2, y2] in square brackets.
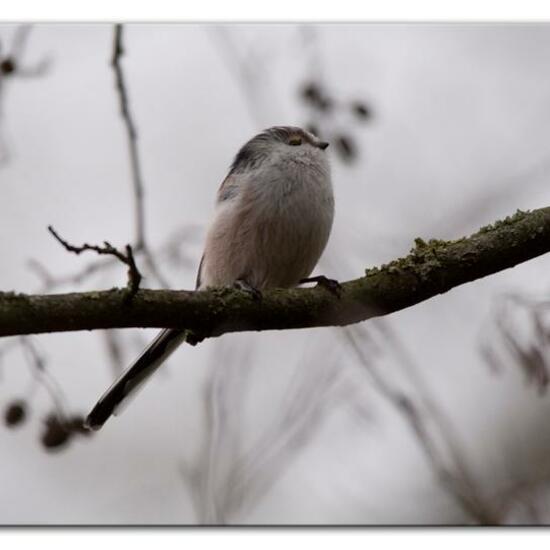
[288, 136, 302, 146]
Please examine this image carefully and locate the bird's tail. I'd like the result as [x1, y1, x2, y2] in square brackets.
[84, 328, 188, 431]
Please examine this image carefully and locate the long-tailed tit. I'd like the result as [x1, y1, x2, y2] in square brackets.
[85, 126, 334, 430]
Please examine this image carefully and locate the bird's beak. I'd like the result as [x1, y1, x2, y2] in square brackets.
[318, 141, 329, 150]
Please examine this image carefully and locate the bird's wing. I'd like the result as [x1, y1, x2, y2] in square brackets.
[216, 174, 241, 203]
[195, 253, 205, 290]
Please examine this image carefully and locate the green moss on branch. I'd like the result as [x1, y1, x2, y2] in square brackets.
[1, 206, 550, 338]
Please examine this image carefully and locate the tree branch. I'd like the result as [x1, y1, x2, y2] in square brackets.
[110, 24, 170, 288]
[111, 24, 145, 250]
[2, 208, 550, 338]
[47, 225, 142, 296]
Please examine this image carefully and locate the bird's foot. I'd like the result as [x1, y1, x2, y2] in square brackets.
[300, 275, 342, 298]
[186, 330, 206, 346]
[233, 279, 263, 301]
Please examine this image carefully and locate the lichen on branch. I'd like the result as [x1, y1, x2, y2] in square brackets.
[1, 207, 550, 339]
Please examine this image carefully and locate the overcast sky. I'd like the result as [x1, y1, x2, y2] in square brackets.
[1, 23, 550, 524]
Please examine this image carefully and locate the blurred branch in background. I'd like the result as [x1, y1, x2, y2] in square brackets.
[192, 26, 381, 524]
[1, 24, 197, 453]
[181, 340, 354, 523]
[23, 25, 197, 297]
[343, 324, 501, 524]
[2, 336, 92, 452]
[1, 23, 550, 524]
[207, 26, 270, 126]
[189, 26, 377, 523]
[0, 25, 50, 165]
[181, 28, 550, 521]
[21, 25, 197, 370]
[432, 153, 550, 239]
[0, 25, 88, 454]
[481, 292, 550, 395]
[478, 291, 550, 522]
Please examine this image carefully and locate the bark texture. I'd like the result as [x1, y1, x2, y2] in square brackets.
[1, 208, 549, 338]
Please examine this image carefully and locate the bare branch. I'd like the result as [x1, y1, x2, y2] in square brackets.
[102, 330, 125, 375]
[19, 336, 69, 421]
[111, 24, 145, 249]
[1, 207, 549, 338]
[344, 324, 500, 524]
[47, 225, 142, 296]
[110, 24, 170, 288]
[27, 256, 113, 291]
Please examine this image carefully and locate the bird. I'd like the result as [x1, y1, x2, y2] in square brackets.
[84, 126, 335, 431]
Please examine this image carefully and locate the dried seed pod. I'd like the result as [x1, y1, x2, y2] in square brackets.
[41, 413, 72, 450]
[301, 82, 323, 105]
[351, 101, 372, 120]
[334, 135, 357, 162]
[4, 400, 27, 427]
[316, 96, 333, 112]
[0, 58, 16, 75]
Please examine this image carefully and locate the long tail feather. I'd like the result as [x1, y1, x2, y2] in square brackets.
[84, 329, 187, 430]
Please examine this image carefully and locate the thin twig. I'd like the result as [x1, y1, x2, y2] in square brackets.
[342, 325, 500, 524]
[19, 336, 68, 421]
[111, 24, 145, 250]
[102, 330, 125, 375]
[373, 320, 486, 492]
[110, 24, 170, 288]
[27, 256, 116, 291]
[0, 25, 50, 165]
[182, 340, 343, 523]
[47, 225, 142, 296]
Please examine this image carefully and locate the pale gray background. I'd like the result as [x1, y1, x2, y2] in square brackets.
[1, 23, 550, 524]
